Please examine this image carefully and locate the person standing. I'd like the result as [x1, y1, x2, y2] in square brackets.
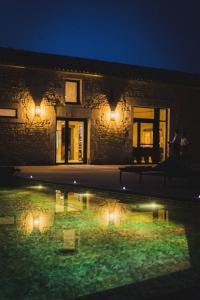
[170, 129, 181, 158]
[180, 132, 190, 163]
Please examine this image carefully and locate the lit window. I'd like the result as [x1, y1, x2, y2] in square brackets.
[65, 80, 81, 103]
[159, 109, 166, 121]
[0, 108, 17, 118]
[133, 107, 154, 119]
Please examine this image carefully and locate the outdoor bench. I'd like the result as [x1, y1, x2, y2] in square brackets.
[119, 165, 200, 186]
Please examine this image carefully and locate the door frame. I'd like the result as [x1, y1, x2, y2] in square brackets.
[56, 118, 88, 164]
[133, 107, 169, 163]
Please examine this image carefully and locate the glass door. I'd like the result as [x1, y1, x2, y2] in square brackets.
[67, 120, 85, 163]
[56, 119, 87, 164]
[133, 107, 169, 164]
[140, 122, 154, 148]
[56, 120, 66, 163]
[133, 120, 154, 164]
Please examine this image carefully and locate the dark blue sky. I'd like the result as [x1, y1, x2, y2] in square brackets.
[1, 0, 200, 73]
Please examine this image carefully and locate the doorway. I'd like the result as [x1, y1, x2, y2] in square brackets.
[132, 107, 169, 164]
[56, 119, 87, 164]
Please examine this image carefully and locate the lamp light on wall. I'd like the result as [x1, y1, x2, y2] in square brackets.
[110, 110, 117, 121]
[35, 105, 41, 116]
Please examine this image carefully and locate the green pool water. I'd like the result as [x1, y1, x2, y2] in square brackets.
[0, 183, 200, 300]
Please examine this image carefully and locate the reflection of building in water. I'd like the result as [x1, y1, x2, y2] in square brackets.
[55, 190, 65, 213]
[56, 190, 92, 213]
[66, 192, 90, 211]
[63, 229, 80, 252]
[98, 201, 168, 226]
[100, 199, 126, 226]
[131, 203, 168, 223]
[17, 210, 55, 235]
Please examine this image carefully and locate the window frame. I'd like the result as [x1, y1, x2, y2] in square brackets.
[132, 106, 169, 163]
[64, 79, 82, 105]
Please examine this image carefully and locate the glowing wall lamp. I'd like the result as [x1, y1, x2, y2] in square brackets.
[35, 105, 41, 117]
[110, 110, 117, 121]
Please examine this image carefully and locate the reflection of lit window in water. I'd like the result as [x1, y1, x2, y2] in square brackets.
[55, 190, 92, 212]
[55, 190, 65, 213]
[66, 192, 90, 211]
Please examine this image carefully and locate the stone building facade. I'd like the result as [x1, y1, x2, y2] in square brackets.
[0, 48, 200, 165]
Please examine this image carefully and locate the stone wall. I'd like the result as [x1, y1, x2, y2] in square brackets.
[0, 67, 56, 165]
[0, 65, 200, 165]
[82, 76, 200, 164]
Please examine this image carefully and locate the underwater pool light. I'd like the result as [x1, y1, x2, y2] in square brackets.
[80, 193, 92, 197]
[27, 184, 45, 190]
[35, 185, 44, 190]
[138, 203, 163, 210]
[149, 203, 157, 209]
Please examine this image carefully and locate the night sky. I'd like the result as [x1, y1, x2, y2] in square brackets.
[0, 0, 200, 73]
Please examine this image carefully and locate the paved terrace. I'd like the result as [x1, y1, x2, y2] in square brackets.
[17, 165, 200, 201]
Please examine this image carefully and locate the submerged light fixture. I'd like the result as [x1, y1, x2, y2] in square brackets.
[37, 185, 43, 189]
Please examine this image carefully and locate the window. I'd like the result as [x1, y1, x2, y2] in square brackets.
[0, 108, 17, 118]
[133, 107, 154, 119]
[132, 106, 169, 164]
[65, 80, 81, 104]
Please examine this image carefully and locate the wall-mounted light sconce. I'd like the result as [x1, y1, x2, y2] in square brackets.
[35, 105, 41, 116]
[110, 110, 117, 121]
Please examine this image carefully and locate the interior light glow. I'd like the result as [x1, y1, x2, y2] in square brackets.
[73, 180, 77, 184]
[122, 186, 126, 190]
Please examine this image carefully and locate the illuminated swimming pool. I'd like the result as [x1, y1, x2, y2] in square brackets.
[0, 183, 199, 299]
